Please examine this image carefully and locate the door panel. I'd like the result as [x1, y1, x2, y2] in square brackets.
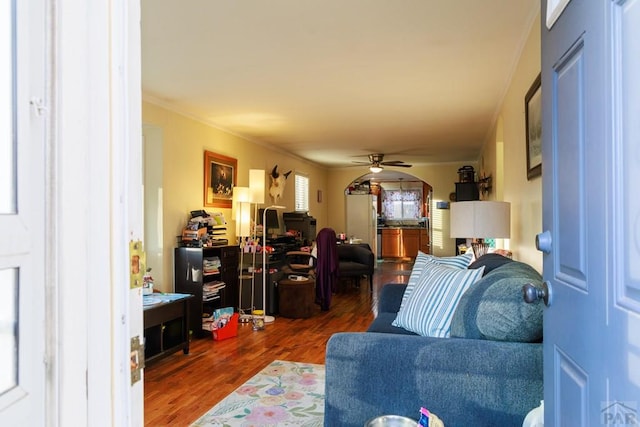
[617, 1, 640, 311]
[542, 0, 607, 423]
[542, 0, 640, 424]
[610, 0, 640, 408]
[556, 349, 588, 427]
[554, 38, 588, 290]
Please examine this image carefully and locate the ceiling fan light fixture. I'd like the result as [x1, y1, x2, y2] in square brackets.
[370, 165, 383, 173]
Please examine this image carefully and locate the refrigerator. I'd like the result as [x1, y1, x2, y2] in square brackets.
[345, 194, 377, 258]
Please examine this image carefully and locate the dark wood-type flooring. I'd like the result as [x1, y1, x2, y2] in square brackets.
[144, 258, 414, 426]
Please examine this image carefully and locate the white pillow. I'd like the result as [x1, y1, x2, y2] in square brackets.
[392, 264, 485, 337]
[398, 251, 474, 309]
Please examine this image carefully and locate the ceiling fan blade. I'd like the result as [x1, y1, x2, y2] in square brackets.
[381, 162, 412, 168]
[380, 160, 406, 165]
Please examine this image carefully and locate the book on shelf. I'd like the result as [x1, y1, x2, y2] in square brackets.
[202, 280, 225, 301]
[203, 256, 221, 274]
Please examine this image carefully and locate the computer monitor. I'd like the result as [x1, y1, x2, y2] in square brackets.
[258, 208, 280, 233]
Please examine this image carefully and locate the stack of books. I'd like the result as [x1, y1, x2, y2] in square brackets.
[203, 280, 225, 301]
[203, 256, 221, 275]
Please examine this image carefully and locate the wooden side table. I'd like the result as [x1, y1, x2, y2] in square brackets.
[143, 293, 193, 364]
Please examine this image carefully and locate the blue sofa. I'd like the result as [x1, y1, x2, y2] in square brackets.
[324, 255, 544, 427]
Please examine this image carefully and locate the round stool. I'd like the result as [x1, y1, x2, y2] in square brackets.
[278, 277, 316, 318]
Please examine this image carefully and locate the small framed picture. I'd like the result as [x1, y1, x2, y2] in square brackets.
[204, 151, 237, 208]
[525, 73, 542, 180]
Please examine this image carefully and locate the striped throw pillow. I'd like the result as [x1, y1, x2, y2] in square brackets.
[392, 264, 485, 337]
[399, 251, 474, 309]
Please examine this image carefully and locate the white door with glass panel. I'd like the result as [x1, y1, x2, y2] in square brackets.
[0, 0, 46, 424]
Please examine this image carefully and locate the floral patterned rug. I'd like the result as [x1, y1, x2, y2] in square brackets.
[191, 360, 325, 427]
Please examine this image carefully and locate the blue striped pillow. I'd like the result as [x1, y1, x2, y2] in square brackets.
[399, 251, 474, 309]
[392, 264, 485, 337]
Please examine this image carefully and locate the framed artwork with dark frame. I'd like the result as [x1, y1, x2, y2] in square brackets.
[525, 73, 542, 180]
[203, 150, 237, 208]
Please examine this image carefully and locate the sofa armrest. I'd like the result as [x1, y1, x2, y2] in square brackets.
[325, 332, 543, 427]
[377, 283, 407, 313]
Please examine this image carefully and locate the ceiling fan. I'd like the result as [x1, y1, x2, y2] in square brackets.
[353, 153, 412, 173]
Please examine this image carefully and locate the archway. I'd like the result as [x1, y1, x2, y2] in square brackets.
[345, 170, 432, 259]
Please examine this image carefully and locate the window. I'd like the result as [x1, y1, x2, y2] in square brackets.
[294, 173, 309, 212]
[382, 189, 422, 219]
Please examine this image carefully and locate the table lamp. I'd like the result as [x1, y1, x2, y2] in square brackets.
[450, 201, 510, 259]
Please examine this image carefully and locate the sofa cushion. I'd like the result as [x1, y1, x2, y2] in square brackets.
[468, 253, 513, 276]
[399, 251, 474, 310]
[392, 264, 485, 337]
[450, 261, 544, 342]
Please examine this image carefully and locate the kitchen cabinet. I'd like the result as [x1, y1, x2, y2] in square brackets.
[381, 228, 427, 258]
[402, 229, 420, 258]
[381, 229, 401, 258]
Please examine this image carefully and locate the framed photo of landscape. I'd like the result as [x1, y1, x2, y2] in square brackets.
[525, 73, 542, 180]
[204, 150, 237, 208]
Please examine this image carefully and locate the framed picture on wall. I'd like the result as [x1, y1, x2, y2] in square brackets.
[525, 73, 542, 180]
[204, 150, 237, 208]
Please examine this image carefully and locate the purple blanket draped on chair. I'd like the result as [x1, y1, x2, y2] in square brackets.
[315, 228, 339, 310]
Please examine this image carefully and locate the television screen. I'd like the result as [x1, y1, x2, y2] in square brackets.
[258, 208, 280, 230]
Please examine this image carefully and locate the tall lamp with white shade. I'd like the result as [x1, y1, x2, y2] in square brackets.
[262, 205, 285, 324]
[450, 201, 511, 259]
[248, 169, 265, 320]
[233, 186, 252, 321]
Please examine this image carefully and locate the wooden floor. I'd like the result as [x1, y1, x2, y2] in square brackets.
[144, 258, 413, 426]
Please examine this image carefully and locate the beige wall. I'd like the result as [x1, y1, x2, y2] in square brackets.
[142, 101, 330, 291]
[481, 12, 542, 271]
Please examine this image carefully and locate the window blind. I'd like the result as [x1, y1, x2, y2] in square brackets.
[295, 174, 309, 212]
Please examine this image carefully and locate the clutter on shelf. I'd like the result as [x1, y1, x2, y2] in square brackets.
[142, 268, 154, 295]
[178, 209, 229, 247]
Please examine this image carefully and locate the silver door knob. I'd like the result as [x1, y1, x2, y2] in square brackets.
[522, 281, 552, 306]
[536, 231, 552, 254]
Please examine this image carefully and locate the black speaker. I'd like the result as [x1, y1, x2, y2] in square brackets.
[455, 182, 479, 201]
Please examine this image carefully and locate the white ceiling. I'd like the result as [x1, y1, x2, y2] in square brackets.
[141, 0, 539, 171]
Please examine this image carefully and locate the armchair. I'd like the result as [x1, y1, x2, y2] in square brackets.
[336, 243, 375, 291]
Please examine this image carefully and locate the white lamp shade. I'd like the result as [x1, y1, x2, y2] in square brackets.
[233, 186, 250, 204]
[249, 169, 265, 204]
[236, 201, 251, 237]
[232, 186, 251, 237]
[450, 201, 511, 239]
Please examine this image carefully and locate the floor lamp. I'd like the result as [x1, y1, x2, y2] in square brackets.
[249, 170, 265, 321]
[262, 205, 285, 324]
[233, 187, 252, 322]
[450, 201, 510, 259]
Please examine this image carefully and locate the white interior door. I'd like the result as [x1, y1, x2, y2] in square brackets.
[541, 0, 640, 424]
[0, 0, 46, 423]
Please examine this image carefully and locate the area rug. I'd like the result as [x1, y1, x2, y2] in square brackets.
[191, 360, 325, 427]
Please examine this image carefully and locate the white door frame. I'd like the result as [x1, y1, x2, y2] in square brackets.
[46, 0, 143, 425]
